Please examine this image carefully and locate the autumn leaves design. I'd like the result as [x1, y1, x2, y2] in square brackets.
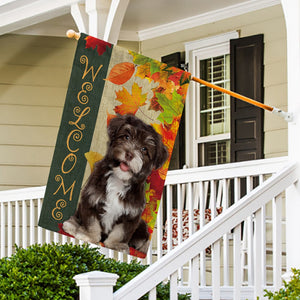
[84, 36, 191, 256]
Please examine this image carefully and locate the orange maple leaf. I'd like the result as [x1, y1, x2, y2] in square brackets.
[114, 83, 147, 115]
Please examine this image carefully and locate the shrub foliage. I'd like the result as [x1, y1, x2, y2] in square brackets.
[264, 268, 300, 299]
[0, 243, 190, 300]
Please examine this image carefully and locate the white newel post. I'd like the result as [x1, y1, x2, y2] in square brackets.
[281, 0, 300, 274]
[74, 271, 119, 300]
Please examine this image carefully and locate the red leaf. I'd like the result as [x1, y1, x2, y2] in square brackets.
[58, 223, 74, 238]
[107, 112, 117, 126]
[85, 36, 112, 56]
[106, 62, 135, 85]
[168, 70, 184, 85]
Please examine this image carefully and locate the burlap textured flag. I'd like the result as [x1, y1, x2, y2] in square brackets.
[38, 33, 191, 258]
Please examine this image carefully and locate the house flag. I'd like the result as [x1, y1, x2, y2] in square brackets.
[38, 33, 191, 258]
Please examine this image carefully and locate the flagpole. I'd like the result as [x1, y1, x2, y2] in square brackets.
[65, 29, 293, 122]
[191, 76, 292, 122]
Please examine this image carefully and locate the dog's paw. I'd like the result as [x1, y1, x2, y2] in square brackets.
[62, 219, 78, 236]
[135, 240, 150, 254]
[104, 241, 129, 252]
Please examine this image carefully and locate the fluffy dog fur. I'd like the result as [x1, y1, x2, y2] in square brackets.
[63, 114, 168, 253]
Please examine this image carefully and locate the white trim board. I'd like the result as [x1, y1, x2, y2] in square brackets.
[138, 0, 280, 41]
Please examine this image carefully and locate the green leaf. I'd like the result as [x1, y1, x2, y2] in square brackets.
[156, 91, 184, 124]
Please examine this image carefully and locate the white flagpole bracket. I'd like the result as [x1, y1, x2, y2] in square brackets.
[271, 107, 293, 122]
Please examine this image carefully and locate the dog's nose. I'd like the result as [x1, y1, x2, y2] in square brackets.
[126, 151, 134, 161]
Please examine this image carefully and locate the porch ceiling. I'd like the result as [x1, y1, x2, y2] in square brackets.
[0, 0, 281, 41]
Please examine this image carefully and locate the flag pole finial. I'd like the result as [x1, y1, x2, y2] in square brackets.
[66, 30, 80, 40]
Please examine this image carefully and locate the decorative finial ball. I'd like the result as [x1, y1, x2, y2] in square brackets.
[66, 29, 75, 39]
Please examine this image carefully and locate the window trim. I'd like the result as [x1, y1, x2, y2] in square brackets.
[185, 31, 239, 167]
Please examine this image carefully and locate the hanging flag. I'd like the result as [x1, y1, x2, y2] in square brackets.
[38, 33, 191, 258]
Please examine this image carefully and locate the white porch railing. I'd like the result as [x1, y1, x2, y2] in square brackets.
[110, 161, 297, 300]
[0, 156, 294, 299]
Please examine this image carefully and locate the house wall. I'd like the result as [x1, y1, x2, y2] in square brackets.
[0, 33, 139, 190]
[140, 4, 288, 161]
[0, 5, 287, 190]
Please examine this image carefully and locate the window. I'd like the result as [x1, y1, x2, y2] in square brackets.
[185, 31, 239, 167]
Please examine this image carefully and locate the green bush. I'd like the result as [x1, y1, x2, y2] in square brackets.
[0, 243, 190, 300]
[264, 268, 300, 299]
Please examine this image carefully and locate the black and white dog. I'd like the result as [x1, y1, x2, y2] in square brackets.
[63, 114, 168, 253]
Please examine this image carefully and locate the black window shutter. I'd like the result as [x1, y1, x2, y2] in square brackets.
[230, 34, 264, 162]
[161, 52, 185, 170]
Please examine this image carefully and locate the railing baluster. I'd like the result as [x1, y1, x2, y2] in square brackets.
[212, 241, 221, 300]
[45, 229, 51, 244]
[146, 240, 152, 265]
[7, 201, 12, 257]
[199, 181, 206, 286]
[148, 287, 156, 300]
[177, 184, 183, 285]
[1, 202, 5, 258]
[210, 180, 216, 219]
[166, 184, 173, 252]
[15, 200, 20, 248]
[222, 178, 229, 286]
[246, 176, 254, 285]
[191, 255, 199, 300]
[233, 224, 242, 300]
[156, 201, 163, 259]
[170, 271, 178, 300]
[254, 208, 263, 299]
[30, 199, 35, 245]
[273, 194, 283, 290]
[187, 182, 193, 234]
[22, 200, 27, 248]
[234, 177, 240, 203]
[37, 198, 43, 244]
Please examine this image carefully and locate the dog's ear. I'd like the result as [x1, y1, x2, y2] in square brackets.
[107, 115, 125, 141]
[153, 138, 169, 169]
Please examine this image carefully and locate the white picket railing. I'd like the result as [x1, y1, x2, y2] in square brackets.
[0, 156, 293, 299]
[112, 161, 297, 300]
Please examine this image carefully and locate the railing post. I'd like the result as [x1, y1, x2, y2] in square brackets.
[74, 271, 119, 300]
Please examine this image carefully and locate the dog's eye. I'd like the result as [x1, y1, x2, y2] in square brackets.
[141, 147, 148, 155]
[123, 135, 130, 140]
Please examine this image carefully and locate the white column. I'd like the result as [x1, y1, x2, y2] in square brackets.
[74, 271, 119, 300]
[85, 0, 110, 39]
[281, 0, 300, 272]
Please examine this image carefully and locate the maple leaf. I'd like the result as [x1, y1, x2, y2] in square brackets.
[106, 62, 135, 85]
[180, 71, 192, 85]
[114, 83, 147, 115]
[135, 63, 151, 81]
[152, 117, 180, 152]
[85, 36, 112, 56]
[85, 151, 103, 172]
[156, 91, 184, 124]
[168, 70, 185, 85]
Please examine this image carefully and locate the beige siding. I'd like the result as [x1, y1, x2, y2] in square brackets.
[0, 5, 287, 190]
[0, 34, 139, 190]
[0, 34, 76, 190]
[140, 4, 288, 159]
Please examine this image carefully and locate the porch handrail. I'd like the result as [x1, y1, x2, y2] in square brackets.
[0, 156, 287, 203]
[114, 162, 298, 300]
[0, 186, 45, 202]
[165, 156, 288, 184]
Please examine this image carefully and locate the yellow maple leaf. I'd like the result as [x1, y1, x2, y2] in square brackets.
[85, 151, 103, 172]
[114, 82, 147, 115]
